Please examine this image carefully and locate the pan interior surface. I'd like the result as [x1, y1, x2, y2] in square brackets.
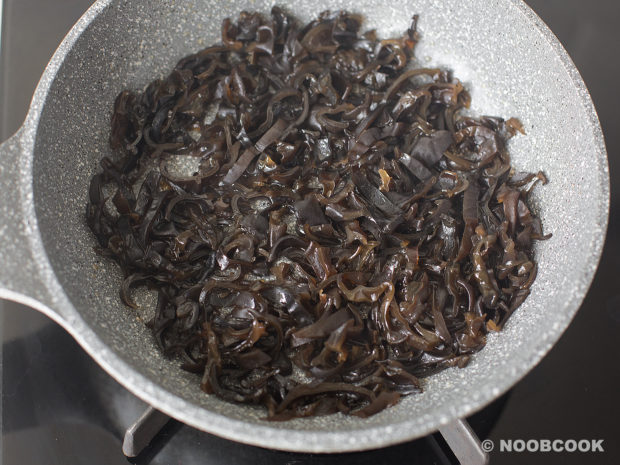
[28, 0, 607, 452]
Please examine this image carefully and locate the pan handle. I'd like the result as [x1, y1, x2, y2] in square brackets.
[0, 130, 65, 323]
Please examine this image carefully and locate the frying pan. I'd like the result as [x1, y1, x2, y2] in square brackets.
[0, 0, 609, 453]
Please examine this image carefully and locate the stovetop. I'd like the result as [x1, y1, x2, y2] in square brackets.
[1, 1, 619, 464]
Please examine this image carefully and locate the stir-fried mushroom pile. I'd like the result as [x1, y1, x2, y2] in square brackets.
[86, 8, 549, 420]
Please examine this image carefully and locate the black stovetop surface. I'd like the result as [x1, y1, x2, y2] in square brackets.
[1, 1, 619, 464]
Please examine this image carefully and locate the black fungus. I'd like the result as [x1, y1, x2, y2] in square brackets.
[86, 8, 549, 421]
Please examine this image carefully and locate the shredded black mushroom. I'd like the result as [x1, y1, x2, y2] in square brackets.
[86, 8, 550, 420]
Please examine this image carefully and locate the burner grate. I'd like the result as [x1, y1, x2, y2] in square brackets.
[122, 405, 488, 465]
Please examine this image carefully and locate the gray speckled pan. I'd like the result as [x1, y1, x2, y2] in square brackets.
[0, 0, 609, 453]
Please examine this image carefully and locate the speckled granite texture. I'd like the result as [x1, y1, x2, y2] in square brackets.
[0, 0, 609, 453]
